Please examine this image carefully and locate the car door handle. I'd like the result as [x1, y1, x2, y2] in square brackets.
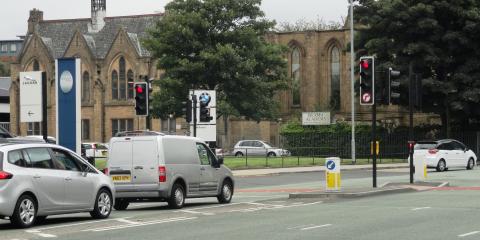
[134, 166, 143, 170]
[33, 175, 41, 179]
[65, 177, 72, 181]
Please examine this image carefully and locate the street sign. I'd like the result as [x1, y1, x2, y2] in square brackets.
[56, 58, 81, 154]
[302, 112, 331, 125]
[325, 157, 341, 192]
[20, 71, 43, 122]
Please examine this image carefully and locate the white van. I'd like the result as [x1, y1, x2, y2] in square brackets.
[107, 132, 234, 210]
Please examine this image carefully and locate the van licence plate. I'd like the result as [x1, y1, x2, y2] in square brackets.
[111, 175, 131, 183]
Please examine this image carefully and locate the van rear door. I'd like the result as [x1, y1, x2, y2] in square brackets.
[132, 137, 159, 190]
[109, 138, 133, 187]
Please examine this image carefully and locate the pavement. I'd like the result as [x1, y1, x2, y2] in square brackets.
[232, 163, 409, 177]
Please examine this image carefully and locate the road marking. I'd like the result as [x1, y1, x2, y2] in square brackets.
[247, 202, 285, 207]
[287, 224, 314, 230]
[116, 218, 141, 224]
[179, 209, 215, 216]
[35, 233, 57, 238]
[175, 202, 244, 212]
[84, 217, 197, 232]
[458, 231, 480, 238]
[301, 224, 332, 231]
[411, 206, 431, 211]
[26, 218, 127, 232]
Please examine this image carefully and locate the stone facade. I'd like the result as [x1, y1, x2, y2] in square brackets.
[9, 2, 438, 148]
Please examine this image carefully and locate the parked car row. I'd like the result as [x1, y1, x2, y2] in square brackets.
[0, 131, 234, 228]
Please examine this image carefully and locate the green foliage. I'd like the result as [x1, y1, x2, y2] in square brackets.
[276, 18, 344, 32]
[355, 0, 480, 130]
[143, 0, 288, 121]
[0, 62, 9, 76]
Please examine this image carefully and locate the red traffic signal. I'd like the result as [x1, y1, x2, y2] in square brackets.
[360, 60, 370, 69]
[135, 85, 144, 94]
[359, 56, 375, 106]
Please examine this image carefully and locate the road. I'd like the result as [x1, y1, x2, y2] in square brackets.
[2, 168, 480, 240]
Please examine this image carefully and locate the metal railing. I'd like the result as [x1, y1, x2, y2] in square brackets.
[0, 122, 10, 132]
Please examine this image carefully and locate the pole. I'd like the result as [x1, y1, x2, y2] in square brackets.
[349, 0, 356, 164]
[409, 63, 414, 184]
[192, 94, 197, 137]
[372, 102, 377, 188]
[146, 77, 152, 130]
[41, 72, 48, 142]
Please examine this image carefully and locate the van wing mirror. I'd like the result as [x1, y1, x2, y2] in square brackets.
[218, 156, 224, 165]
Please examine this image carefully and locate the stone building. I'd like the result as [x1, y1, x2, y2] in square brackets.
[9, 0, 437, 147]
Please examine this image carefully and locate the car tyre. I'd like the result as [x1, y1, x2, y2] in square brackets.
[217, 180, 233, 204]
[168, 183, 185, 209]
[436, 159, 446, 172]
[235, 152, 244, 157]
[113, 199, 130, 211]
[36, 216, 47, 224]
[467, 158, 475, 170]
[11, 195, 37, 228]
[267, 152, 277, 157]
[90, 189, 113, 219]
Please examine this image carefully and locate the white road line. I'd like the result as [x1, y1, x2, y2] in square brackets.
[301, 224, 332, 231]
[175, 202, 245, 212]
[36, 233, 57, 238]
[84, 217, 197, 232]
[179, 209, 215, 216]
[287, 224, 314, 230]
[247, 202, 285, 207]
[412, 207, 431, 211]
[116, 218, 140, 224]
[26, 218, 128, 232]
[459, 231, 480, 238]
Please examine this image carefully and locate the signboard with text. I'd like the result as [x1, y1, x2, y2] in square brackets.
[302, 112, 331, 125]
[20, 71, 43, 123]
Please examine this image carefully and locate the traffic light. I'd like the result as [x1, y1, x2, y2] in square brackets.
[134, 82, 148, 116]
[182, 99, 193, 123]
[359, 56, 374, 105]
[388, 67, 401, 105]
[199, 92, 213, 122]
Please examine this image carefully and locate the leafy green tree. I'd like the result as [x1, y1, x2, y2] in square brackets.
[276, 18, 344, 32]
[0, 62, 9, 76]
[355, 0, 480, 134]
[143, 0, 288, 121]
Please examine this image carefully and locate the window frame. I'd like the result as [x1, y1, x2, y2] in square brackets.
[7, 150, 29, 168]
[27, 122, 41, 136]
[196, 143, 217, 166]
[23, 147, 55, 169]
[112, 70, 119, 100]
[82, 71, 90, 102]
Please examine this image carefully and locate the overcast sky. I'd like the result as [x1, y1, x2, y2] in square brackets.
[0, 0, 349, 39]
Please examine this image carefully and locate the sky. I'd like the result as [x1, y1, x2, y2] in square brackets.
[0, 0, 349, 39]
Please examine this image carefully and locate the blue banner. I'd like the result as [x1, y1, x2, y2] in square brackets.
[56, 58, 81, 153]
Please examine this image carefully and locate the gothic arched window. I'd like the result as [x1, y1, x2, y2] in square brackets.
[291, 48, 301, 106]
[119, 57, 126, 100]
[112, 70, 118, 100]
[82, 71, 90, 102]
[33, 59, 40, 71]
[330, 46, 341, 110]
[127, 70, 134, 99]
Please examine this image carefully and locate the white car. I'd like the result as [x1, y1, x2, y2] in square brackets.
[233, 140, 290, 157]
[412, 140, 477, 172]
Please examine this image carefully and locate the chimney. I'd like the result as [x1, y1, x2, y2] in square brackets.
[90, 0, 106, 32]
[28, 9, 43, 34]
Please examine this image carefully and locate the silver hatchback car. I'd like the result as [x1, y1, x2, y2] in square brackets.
[0, 143, 115, 228]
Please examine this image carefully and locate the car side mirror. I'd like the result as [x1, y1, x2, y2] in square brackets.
[218, 156, 224, 165]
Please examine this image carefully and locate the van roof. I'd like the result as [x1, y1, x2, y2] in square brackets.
[110, 134, 206, 143]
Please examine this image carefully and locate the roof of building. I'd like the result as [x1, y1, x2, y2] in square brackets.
[27, 13, 162, 59]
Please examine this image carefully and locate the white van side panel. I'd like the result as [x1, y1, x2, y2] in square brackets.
[161, 137, 202, 196]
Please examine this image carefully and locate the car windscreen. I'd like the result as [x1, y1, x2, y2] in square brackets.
[414, 142, 437, 150]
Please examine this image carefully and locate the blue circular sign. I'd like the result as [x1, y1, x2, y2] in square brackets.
[326, 160, 336, 170]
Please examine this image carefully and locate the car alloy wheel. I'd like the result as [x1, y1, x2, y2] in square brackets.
[437, 160, 446, 172]
[218, 180, 233, 204]
[467, 158, 475, 170]
[19, 198, 35, 225]
[169, 183, 185, 209]
[97, 192, 112, 216]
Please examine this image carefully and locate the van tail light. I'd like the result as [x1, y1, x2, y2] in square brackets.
[159, 166, 166, 182]
[0, 171, 13, 180]
[428, 149, 439, 154]
[103, 168, 109, 175]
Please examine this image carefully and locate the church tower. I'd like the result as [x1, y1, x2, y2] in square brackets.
[90, 0, 106, 32]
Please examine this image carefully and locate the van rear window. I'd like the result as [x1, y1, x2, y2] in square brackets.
[414, 142, 437, 150]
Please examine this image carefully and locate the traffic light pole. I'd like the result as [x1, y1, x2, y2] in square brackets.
[409, 63, 414, 184]
[192, 94, 197, 137]
[372, 102, 377, 188]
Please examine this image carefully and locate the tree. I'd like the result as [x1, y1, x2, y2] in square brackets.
[143, 0, 288, 121]
[355, 0, 480, 134]
[0, 62, 9, 76]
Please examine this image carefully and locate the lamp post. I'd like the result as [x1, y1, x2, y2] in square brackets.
[349, 0, 356, 164]
[168, 113, 173, 134]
